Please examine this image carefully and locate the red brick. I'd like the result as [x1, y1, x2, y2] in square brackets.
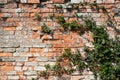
[53, 0, 64, 3]
[28, 0, 40, 3]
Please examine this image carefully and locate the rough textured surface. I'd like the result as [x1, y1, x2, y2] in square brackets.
[0, 0, 119, 80]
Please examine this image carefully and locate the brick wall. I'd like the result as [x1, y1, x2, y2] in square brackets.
[0, 0, 120, 80]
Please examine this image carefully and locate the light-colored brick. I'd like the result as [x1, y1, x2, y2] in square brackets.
[34, 66, 46, 71]
[71, 0, 83, 3]
[36, 57, 49, 61]
[15, 57, 28, 62]
[24, 71, 37, 76]
[28, 0, 40, 3]
[25, 62, 38, 66]
[13, 53, 32, 57]
[7, 71, 16, 76]
[14, 66, 22, 71]
[8, 76, 19, 80]
[26, 76, 37, 80]
[3, 48, 15, 53]
[0, 0, 7, 4]
[20, 0, 27, 3]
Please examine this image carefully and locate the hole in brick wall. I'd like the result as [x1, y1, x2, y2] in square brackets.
[2, 17, 8, 21]
[65, 0, 71, 3]
[0, 5, 4, 8]
[40, 0, 49, 2]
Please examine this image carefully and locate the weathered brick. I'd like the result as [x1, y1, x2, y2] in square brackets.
[36, 57, 49, 61]
[16, 62, 24, 66]
[26, 76, 37, 80]
[1, 66, 14, 71]
[1, 57, 15, 62]
[14, 66, 22, 71]
[24, 71, 37, 76]
[71, 76, 84, 80]
[16, 48, 29, 52]
[20, 0, 27, 3]
[25, 62, 38, 66]
[103, 0, 115, 3]
[3, 48, 15, 52]
[0, 0, 7, 4]
[0, 41, 20, 48]
[32, 43, 47, 48]
[13, 53, 32, 57]
[71, 0, 83, 3]
[96, 0, 103, 3]
[7, 71, 16, 76]
[15, 57, 28, 62]
[34, 66, 46, 71]
[4, 27, 16, 31]
[0, 13, 12, 17]
[22, 67, 27, 70]
[53, 0, 64, 3]
[0, 53, 12, 57]
[28, 0, 40, 3]
[8, 76, 19, 80]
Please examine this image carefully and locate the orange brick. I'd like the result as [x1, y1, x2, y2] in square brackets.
[0, 76, 7, 80]
[103, 0, 115, 3]
[41, 8, 53, 13]
[28, 0, 40, 3]
[28, 57, 35, 62]
[6, 18, 20, 22]
[46, 22, 54, 26]
[53, 0, 64, 3]
[4, 27, 16, 31]
[1, 66, 14, 71]
[30, 48, 42, 52]
[32, 34, 40, 39]
[28, 8, 41, 12]
[5, 62, 13, 66]
[17, 71, 23, 75]
[53, 44, 65, 48]
[0, 62, 5, 66]
[0, 53, 12, 57]
[79, 43, 85, 47]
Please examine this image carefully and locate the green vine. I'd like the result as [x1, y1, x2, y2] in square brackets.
[41, 23, 52, 34]
[37, 1, 120, 80]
